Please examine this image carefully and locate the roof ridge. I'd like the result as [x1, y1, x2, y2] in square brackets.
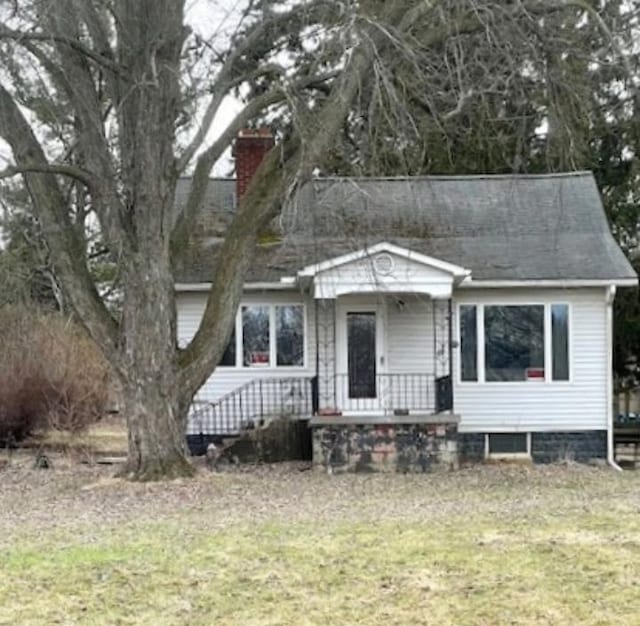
[311, 171, 593, 182]
[177, 171, 594, 184]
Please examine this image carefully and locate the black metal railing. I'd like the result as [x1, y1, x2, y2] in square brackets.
[334, 373, 437, 413]
[435, 374, 453, 412]
[187, 376, 317, 435]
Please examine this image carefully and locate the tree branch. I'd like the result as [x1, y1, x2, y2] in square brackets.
[177, 0, 338, 172]
[0, 81, 120, 366]
[171, 70, 337, 255]
[0, 25, 123, 76]
[176, 0, 432, 396]
[0, 163, 94, 187]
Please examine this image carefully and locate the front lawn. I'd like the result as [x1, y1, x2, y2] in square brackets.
[1, 459, 639, 625]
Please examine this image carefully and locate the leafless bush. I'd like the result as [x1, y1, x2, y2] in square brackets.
[0, 306, 109, 441]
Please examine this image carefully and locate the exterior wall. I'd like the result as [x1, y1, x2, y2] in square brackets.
[453, 287, 608, 433]
[179, 284, 611, 455]
[386, 296, 434, 374]
[177, 290, 316, 404]
[312, 421, 459, 472]
[386, 296, 451, 410]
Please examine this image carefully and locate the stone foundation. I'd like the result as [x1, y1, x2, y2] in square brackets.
[310, 416, 459, 473]
[458, 430, 607, 464]
[458, 433, 486, 463]
[531, 430, 606, 463]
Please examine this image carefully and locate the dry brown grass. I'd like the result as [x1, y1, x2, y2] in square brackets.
[27, 415, 128, 458]
[0, 460, 639, 625]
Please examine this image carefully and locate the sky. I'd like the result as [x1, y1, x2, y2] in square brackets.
[185, 0, 247, 176]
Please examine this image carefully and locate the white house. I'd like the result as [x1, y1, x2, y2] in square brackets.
[175, 132, 637, 470]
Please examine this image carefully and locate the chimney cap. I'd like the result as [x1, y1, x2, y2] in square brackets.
[238, 127, 273, 138]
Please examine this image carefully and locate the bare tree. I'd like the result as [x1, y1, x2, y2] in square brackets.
[0, 0, 632, 479]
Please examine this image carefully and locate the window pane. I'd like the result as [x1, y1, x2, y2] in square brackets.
[552, 304, 569, 381]
[242, 305, 270, 366]
[488, 433, 528, 454]
[460, 305, 478, 381]
[219, 327, 236, 366]
[276, 305, 304, 366]
[485, 305, 544, 382]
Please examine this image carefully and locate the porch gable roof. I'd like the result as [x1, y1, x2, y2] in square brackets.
[297, 241, 470, 299]
[297, 241, 471, 280]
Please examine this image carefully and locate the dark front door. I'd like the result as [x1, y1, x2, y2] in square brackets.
[347, 312, 377, 399]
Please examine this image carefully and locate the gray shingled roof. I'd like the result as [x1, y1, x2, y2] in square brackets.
[173, 171, 636, 284]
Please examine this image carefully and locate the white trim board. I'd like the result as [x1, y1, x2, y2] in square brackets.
[176, 277, 636, 293]
[460, 278, 637, 288]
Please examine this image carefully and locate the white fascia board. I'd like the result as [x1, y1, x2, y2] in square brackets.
[459, 277, 638, 289]
[175, 279, 298, 292]
[298, 241, 471, 279]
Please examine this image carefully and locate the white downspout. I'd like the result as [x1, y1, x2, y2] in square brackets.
[606, 285, 622, 471]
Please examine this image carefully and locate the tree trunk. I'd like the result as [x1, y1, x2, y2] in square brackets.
[117, 250, 195, 480]
[119, 380, 194, 480]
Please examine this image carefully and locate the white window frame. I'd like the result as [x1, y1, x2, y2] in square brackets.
[218, 302, 307, 369]
[485, 432, 532, 460]
[457, 302, 572, 385]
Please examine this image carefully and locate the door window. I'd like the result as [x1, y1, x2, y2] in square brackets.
[347, 312, 377, 398]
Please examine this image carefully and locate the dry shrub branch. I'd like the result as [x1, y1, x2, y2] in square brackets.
[0, 306, 109, 441]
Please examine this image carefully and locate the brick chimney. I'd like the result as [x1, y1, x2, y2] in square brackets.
[233, 128, 275, 202]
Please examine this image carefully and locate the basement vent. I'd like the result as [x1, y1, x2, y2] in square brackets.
[488, 433, 528, 455]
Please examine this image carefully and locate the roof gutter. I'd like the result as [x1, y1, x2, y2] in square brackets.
[605, 285, 622, 471]
[175, 279, 298, 292]
[460, 278, 638, 289]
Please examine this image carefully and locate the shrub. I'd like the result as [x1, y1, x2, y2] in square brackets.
[0, 306, 109, 442]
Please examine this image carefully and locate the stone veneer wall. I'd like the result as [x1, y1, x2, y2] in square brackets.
[312, 422, 459, 473]
[457, 430, 608, 464]
[530, 430, 607, 463]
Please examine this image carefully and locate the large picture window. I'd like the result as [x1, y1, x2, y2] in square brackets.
[459, 303, 570, 383]
[485, 305, 544, 382]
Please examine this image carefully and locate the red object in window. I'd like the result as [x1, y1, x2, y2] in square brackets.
[250, 351, 269, 365]
[525, 367, 545, 381]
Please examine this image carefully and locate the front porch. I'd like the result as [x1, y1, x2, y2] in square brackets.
[187, 243, 465, 470]
[314, 294, 454, 418]
[186, 293, 455, 437]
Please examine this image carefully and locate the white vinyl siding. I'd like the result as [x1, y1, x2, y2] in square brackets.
[386, 296, 434, 374]
[177, 291, 316, 404]
[453, 288, 608, 432]
[386, 296, 439, 412]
